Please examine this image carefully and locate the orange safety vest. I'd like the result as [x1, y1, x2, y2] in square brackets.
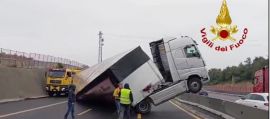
[113, 87, 121, 99]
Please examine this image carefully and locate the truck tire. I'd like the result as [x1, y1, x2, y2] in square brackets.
[135, 100, 151, 114]
[48, 92, 54, 97]
[187, 77, 202, 93]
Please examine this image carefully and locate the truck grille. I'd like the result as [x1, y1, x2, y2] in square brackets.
[50, 80, 61, 84]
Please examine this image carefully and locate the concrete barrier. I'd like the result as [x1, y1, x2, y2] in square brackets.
[178, 93, 269, 119]
[0, 66, 47, 102]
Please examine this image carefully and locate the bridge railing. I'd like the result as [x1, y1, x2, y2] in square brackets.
[0, 48, 87, 69]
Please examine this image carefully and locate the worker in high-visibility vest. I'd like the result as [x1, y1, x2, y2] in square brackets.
[118, 83, 133, 119]
[113, 83, 122, 115]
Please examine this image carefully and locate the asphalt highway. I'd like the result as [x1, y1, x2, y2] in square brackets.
[206, 91, 242, 102]
[0, 97, 202, 119]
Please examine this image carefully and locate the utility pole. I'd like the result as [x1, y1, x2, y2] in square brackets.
[98, 31, 104, 63]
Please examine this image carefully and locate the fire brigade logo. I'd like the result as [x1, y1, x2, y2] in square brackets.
[200, 0, 248, 52]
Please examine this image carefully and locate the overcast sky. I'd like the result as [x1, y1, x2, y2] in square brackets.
[0, 0, 268, 69]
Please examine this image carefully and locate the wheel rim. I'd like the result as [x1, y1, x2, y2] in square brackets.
[190, 81, 200, 91]
[139, 102, 149, 112]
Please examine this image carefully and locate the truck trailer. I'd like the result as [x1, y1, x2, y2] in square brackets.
[74, 36, 210, 113]
[253, 67, 269, 93]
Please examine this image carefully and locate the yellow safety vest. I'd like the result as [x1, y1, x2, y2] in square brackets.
[120, 89, 131, 105]
[113, 87, 120, 99]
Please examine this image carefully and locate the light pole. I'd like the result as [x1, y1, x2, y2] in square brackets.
[98, 31, 104, 63]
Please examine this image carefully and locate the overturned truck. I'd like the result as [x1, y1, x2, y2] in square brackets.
[74, 37, 210, 114]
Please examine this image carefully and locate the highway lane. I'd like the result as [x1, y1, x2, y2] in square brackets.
[206, 91, 242, 102]
[0, 97, 199, 119]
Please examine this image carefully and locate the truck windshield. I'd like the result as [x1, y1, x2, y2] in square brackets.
[184, 45, 200, 58]
[48, 71, 66, 78]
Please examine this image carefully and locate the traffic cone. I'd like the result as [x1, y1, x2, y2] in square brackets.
[137, 113, 142, 119]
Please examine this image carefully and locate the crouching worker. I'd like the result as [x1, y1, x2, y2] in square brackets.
[118, 83, 133, 119]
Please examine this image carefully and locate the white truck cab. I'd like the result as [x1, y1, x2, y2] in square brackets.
[134, 36, 210, 113]
[150, 36, 209, 89]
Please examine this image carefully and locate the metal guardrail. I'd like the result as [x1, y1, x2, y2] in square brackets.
[178, 93, 269, 119]
[0, 48, 87, 69]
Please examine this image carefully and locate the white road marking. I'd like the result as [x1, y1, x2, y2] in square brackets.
[77, 108, 92, 116]
[169, 100, 202, 119]
[0, 101, 67, 118]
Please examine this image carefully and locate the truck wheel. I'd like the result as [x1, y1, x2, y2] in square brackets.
[135, 100, 151, 114]
[187, 77, 202, 93]
[48, 92, 54, 97]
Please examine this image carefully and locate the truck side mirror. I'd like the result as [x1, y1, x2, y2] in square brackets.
[193, 52, 200, 58]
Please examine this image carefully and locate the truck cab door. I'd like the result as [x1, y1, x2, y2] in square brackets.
[169, 47, 190, 78]
[167, 44, 202, 81]
[67, 72, 72, 83]
[183, 45, 205, 68]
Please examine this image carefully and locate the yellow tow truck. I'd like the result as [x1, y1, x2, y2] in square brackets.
[45, 68, 80, 96]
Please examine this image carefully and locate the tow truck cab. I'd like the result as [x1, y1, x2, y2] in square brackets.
[45, 68, 73, 96]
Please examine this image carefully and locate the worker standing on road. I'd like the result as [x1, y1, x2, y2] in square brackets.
[64, 84, 76, 119]
[113, 83, 122, 115]
[118, 83, 133, 119]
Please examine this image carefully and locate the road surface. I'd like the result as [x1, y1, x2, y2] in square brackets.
[206, 91, 242, 102]
[0, 97, 201, 119]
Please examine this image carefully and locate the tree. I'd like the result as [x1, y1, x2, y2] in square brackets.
[208, 56, 269, 84]
[244, 57, 252, 67]
[208, 68, 223, 84]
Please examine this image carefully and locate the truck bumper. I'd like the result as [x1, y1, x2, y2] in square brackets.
[149, 80, 187, 106]
[46, 85, 69, 93]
